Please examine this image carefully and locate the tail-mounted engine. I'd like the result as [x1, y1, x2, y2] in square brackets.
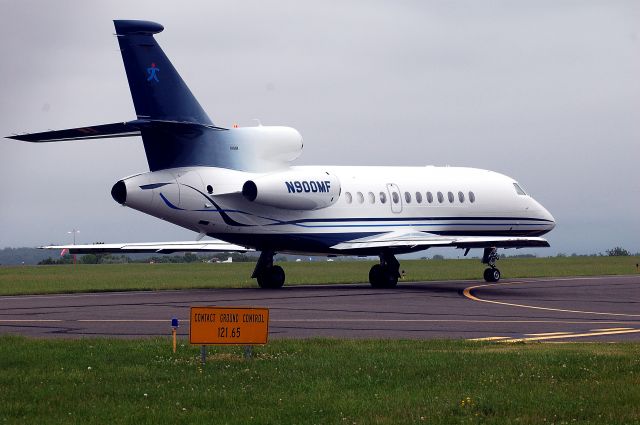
[242, 170, 341, 210]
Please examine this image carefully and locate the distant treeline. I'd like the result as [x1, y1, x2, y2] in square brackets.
[0, 248, 54, 265]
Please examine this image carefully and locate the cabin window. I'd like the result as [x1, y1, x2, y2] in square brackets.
[404, 192, 411, 203]
[392, 192, 400, 204]
[427, 192, 433, 203]
[513, 183, 527, 196]
[415, 192, 422, 203]
[379, 192, 387, 204]
[469, 191, 476, 203]
[448, 192, 454, 203]
[458, 191, 465, 203]
[437, 192, 444, 203]
[206, 185, 213, 194]
[356, 192, 364, 204]
[345, 192, 352, 204]
[368, 192, 375, 204]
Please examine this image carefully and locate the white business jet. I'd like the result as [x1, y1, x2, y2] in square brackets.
[8, 20, 555, 288]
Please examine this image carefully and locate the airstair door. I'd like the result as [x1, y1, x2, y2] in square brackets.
[386, 183, 402, 213]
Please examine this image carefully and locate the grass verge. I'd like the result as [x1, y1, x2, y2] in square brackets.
[0, 256, 638, 296]
[1, 336, 639, 424]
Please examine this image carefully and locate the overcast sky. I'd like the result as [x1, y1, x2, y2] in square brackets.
[0, 0, 638, 255]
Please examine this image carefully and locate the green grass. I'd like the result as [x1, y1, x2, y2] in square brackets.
[1, 336, 638, 424]
[0, 256, 638, 296]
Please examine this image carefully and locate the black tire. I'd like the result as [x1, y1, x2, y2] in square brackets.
[370, 264, 398, 288]
[270, 265, 285, 288]
[490, 268, 500, 282]
[381, 266, 398, 288]
[369, 264, 383, 288]
[256, 265, 286, 289]
[483, 267, 500, 283]
[483, 268, 492, 282]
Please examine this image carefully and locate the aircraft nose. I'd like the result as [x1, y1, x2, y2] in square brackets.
[530, 197, 555, 231]
[539, 204, 555, 231]
[545, 209, 555, 230]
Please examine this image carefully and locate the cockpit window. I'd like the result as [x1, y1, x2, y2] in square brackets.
[513, 183, 527, 196]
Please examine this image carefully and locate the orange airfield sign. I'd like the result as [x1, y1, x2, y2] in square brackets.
[189, 307, 269, 345]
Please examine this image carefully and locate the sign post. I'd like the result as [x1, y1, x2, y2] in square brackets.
[171, 317, 179, 353]
[190, 307, 269, 364]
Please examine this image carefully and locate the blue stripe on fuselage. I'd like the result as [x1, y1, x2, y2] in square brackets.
[159, 193, 183, 210]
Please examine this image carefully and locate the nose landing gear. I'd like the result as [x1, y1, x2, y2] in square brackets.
[482, 247, 501, 282]
[483, 267, 501, 282]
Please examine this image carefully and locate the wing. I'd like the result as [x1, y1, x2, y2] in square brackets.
[41, 240, 252, 254]
[331, 231, 549, 251]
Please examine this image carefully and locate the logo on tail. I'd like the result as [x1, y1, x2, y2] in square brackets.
[146, 63, 160, 82]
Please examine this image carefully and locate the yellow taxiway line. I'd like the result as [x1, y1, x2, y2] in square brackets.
[524, 332, 572, 337]
[469, 327, 640, 343]
[463, 280, 640, 318]
[467, 336, 511, 341]
[502, 328, 640, 343]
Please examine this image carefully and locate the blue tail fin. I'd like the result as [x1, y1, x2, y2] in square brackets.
[114, 20, 212, 125]
[9, 21, 240, 173]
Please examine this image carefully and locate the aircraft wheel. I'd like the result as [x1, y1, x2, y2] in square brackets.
[369, 264, 383, 288]
[257, 266, 285, 289]
[369, 264, 398, 288]
[483, 267, 500, 283]
[270, 265, 285, 288]
[483, 268, 491, 282]
[490, 268, 501, 282]
[382, 268, 399, 288]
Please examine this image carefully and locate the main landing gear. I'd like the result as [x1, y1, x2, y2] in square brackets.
[481, 247, 501, 283]
[369, 251, 400, 288]
[252, 251, 285, 289]
[251, 248, 501, 288]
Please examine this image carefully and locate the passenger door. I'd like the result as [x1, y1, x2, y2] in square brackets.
[386, 183, 402, 213]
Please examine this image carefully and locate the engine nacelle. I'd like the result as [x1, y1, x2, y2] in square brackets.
[227, 126, 303, 171]
[242, 171, 341, 210]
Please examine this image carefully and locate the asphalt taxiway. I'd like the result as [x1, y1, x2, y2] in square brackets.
[1, 275, 639, 342]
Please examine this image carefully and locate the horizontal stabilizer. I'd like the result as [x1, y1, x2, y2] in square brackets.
[8, 122, 141, 143]
[7, 119, 227, 143]
[40, 240, 252, 254]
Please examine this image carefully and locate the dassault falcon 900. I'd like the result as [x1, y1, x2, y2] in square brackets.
[8, 20, 555, 288]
